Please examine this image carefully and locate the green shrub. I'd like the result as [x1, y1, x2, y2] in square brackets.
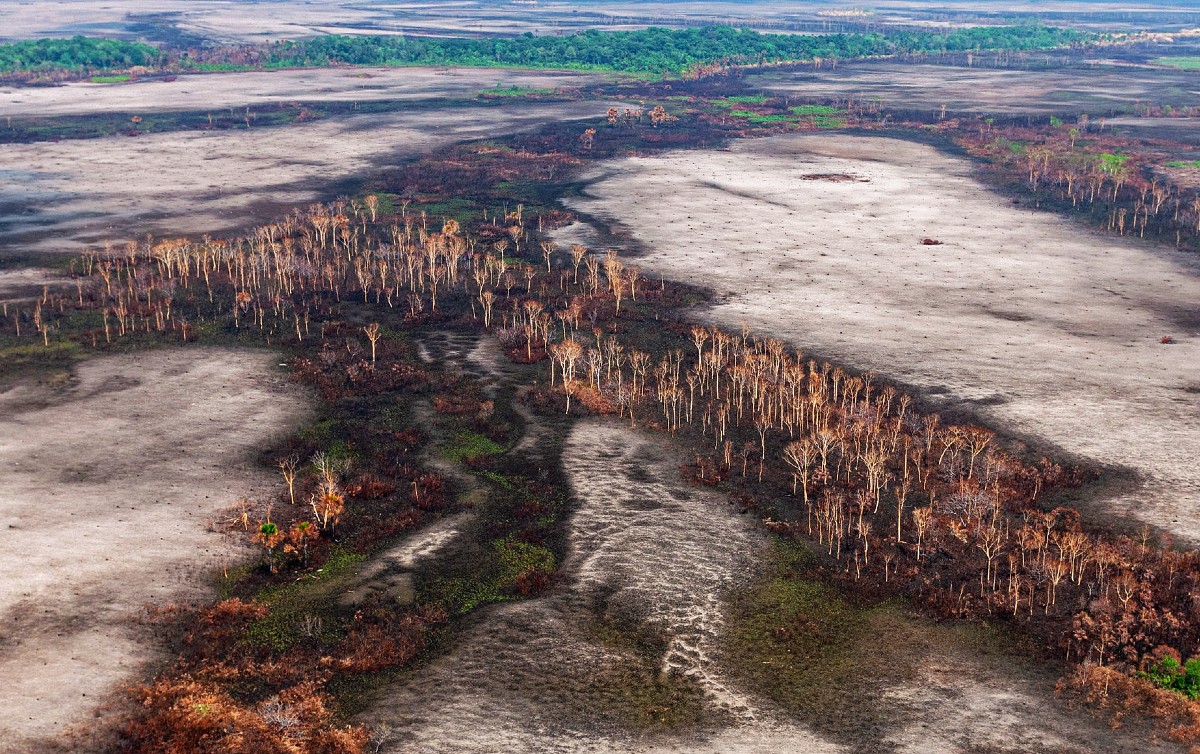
[1141, 655, 1200, 699]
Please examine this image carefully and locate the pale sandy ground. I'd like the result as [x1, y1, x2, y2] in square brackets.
[557, 134, 1200, 543]
[0, 268, 69, 303]
[0, 67, 607, 119]
[362, 419, 842, 754]
[747, 62, 1200, 115]
[0, 347, 308, 753]
[362, 420, 1180, 753]
[0, 100, 621, 256]
[1, 0, 1194, 43]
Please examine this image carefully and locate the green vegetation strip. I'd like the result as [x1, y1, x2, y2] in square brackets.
[479, 85, 558, 97]
[0, 36, 158, 72]
[723, 102, 848, 128]
[443, 429, 507, 462]
[1153, 56, 1200, 71]
[1, 25, 1092, 77]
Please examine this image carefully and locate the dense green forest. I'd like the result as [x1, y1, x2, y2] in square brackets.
[0, 36, 162, 72]
[236, 25, 1090, 73]
[0, 25, 1091, 78]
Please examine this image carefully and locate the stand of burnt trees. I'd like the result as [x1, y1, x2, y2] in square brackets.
[5, 188, 1199, 742]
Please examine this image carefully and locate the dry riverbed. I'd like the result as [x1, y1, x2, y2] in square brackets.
[0, 347, 307, 752]
[556, 133, 1200, 543]
[360, 419, 1179, 753]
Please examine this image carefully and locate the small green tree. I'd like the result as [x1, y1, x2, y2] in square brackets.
[257, 521, 283, 573]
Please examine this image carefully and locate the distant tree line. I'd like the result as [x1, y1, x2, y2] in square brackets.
[225, 25, 1090, 74]
[0, 24, 1092, 80]
[0, 36, 161, 72]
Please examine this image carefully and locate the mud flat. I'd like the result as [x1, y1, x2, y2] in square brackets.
[0, 67, 607, 119]
[0, 347, 308, 752]
[0, 100, 621, 256]
[558, 133, 1200, 542]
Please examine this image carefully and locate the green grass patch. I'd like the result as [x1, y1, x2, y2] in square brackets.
[722, 537, 935, 744]
[1165, 160, 1200, 169]
[0, 338, 85, 387]
[479, 85, 557, 97]
[416, 197, 483, 225]
[789, 104, 841, 116]
[723, 94, 769, 104]
[725, 104, 847, 128]
[88, 74, 131, 83]
[247, 547, 365, 651]
[443, 429, 507, 462]
[727, 109, 789, 124]
[426, 537, 555, 614]
[1154, 56, 1200, 71]
[481, 470, 516, 490]
[580, 605, 708, 730]
[811, 115, 847, 129]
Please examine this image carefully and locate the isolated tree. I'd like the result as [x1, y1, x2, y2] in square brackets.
[311, 490, 345, 534]
[894, 479, 910, 542]
[285, 520, 315, 567]
[912, 506, 933, 560]
[962, 426, 994, 479]
[364, 322, 382, 363]
[782, 439, 816, 510]
[540, 240, 556, 272]
[481, 290, 496, 328]
[569, 245, 587, 283]
[256, 520, 283, 573]
[603, 252, 626, 312]
[278, 454, 299, 505]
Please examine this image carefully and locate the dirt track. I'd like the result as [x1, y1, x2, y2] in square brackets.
[557, 133, 1200, 542]
[0, 347, 307, 752]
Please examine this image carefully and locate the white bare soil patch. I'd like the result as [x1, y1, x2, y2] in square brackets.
[2, 0, 1188, 43]
[0, 67, 607, 119]
[883, 645, 1183, 754]
[0, 100, 621, 256]
[361, 419, 840, 754]
[748, 62, 1200, 115]
[558, 134, 1200, 541]
[0, 268, 68, 303]
[0, 347, 307, 752]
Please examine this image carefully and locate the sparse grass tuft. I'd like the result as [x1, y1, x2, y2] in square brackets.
[443, 429, 507, 462]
